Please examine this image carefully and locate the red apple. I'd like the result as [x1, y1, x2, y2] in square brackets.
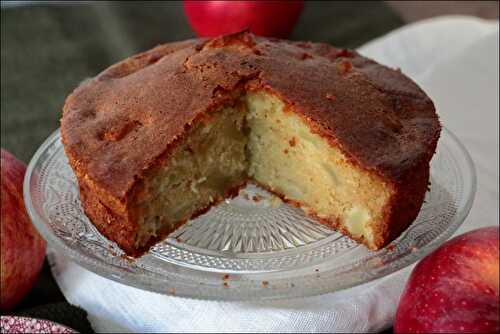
[184, 0, 304, 38]
[395, 227, 499, 333]
[1, 149, 46, 311]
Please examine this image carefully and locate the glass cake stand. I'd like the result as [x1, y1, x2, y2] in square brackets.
[24, 127, 476, 300]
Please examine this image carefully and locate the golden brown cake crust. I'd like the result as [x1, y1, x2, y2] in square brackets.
[61, 31, 440, 255]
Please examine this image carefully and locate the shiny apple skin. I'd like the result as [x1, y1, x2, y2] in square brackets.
[1, 149, 46, 311]
[184, 0, 304, 38]
[395, 227, 499, 333]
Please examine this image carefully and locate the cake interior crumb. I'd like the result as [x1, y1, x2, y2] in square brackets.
[133, 91, 394, 249]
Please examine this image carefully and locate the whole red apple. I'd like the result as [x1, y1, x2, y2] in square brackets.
[395, 227, 499, 333]
[1, 149, 46, 311]
[184, 0, 304, 38]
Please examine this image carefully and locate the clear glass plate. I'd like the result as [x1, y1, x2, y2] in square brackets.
[24, 128, 476, 300]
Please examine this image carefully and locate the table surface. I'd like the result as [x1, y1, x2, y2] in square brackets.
[1, 1, 495, 332]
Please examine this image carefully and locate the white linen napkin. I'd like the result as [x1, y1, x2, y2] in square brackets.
[48, 16, 499, 333]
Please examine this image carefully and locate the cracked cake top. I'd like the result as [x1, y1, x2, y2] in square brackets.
[61, 31, 440, 200]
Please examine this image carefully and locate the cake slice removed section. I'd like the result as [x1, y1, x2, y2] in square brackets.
[246, 92, 395, 249]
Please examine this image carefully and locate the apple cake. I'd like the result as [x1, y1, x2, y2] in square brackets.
[61, 31, 441, 257]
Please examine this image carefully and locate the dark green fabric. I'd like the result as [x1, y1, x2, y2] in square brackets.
[1, 1, 403, 163]
[14, 261, 66, 311]
[1, 2, 402, 332]
[15, 302, 94, 334]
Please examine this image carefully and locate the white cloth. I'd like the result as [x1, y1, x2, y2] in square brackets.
[49, 16, 499, 333]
